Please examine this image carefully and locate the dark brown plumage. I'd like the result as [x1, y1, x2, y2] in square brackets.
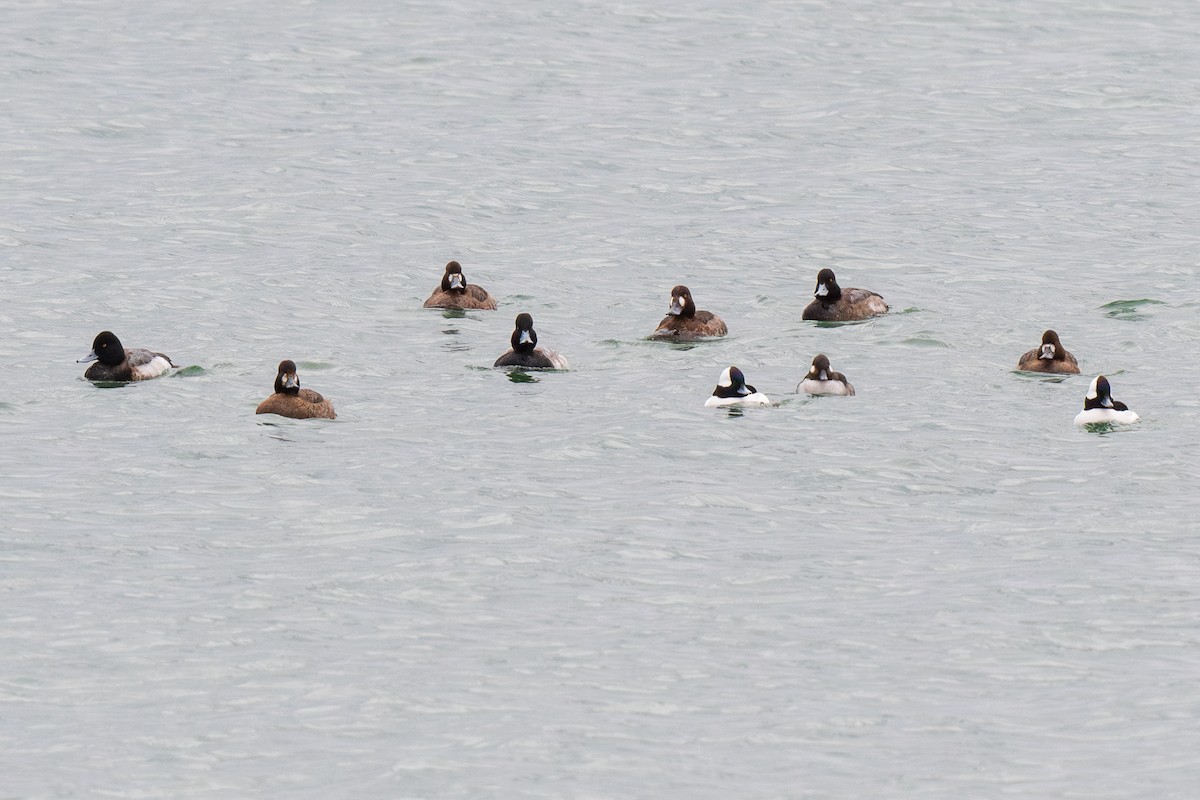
[1017, 329, 1080, 374]
[649, 285, 727, 340]
[423, 260, 497, 310]
[802, 269, 888, 322]
[255, 360, 336, 419]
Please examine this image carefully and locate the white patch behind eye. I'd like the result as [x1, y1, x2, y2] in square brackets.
[717, 367, 733, 387]
[1085, 376, 1100, 399]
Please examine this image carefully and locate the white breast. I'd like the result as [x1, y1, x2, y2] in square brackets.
[799, 378, 853, 396]
[1074, 408, 1139, 426]
[705, 392, 771, 408]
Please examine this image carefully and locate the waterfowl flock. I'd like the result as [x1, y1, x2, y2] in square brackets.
[77, 262, 1139, 427]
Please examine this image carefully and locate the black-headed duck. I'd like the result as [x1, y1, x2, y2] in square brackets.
[1074, 375, 1138, 426]
[802, 269, 887, 322]
[78, 331, 176, 382]
[705, 366, 770, 407]
[494, 313, 569, 370]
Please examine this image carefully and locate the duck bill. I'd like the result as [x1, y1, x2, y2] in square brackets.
[448, 274, 464, 289]
[77, 350, 99, 364]
[282, 374, 299, 390]
[819, 370, 828, 381]
[815, 283, 829, 298]
[1039, 344, 1055, 359]
[669, 299, 683, 315]
[518, 331, 533, 345]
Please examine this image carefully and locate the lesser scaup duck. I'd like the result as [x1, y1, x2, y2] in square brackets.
[705, 366, 771, 407]
[78, 330, 176, 382]
[802, 268, 888, 322]
[255, 360, 336, 419]
[1017, 329, 1080, 374]
[493, 313, 569, 370]
[423, 260, 497, 310]
[798, 353, 855, 396]
[649, 285, 728, 340]
[1074, 375, 1138, 426]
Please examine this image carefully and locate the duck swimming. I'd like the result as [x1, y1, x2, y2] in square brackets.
[705, 366, 771, 407]
[423, 260, 497, 310]
[798, 354, 855, 396]
[1017, 329, 1079, 374]
[494, 313, 569, 370]
[801, 268, 888, 322]
[649, 285, 727, 340]
[1074, 375, 1138, 426]
[255, 360, 336, 419]
[78, 331, 176, 382]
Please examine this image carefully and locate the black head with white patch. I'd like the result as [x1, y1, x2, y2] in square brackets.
[668, 285, 697, 318]
[78, 330, 125, 366]
[712, 365, 756, 399]
[274, 359, 301, 396]
[441, 261, 468, 293]
[511, 313, 538, 352]
[1083, 375, 1128, 412]
[813, 269, 842, 303]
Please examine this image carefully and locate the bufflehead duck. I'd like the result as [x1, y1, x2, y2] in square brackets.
[802, 268, 888, 322]
[649, 285, 728, 340]
[78, 331, 176, 382]
[798, 353, 855, 396]
[494, 313, 569, 369]
[423, 260, 497, 310]
[1017, 329, 1080, 374]
[1074, 375, 1138, 426]
[705, 366, 771, 407]
[255, 360, 336, 419]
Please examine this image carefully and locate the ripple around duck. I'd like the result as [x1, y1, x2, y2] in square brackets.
[1100, 298, 1167, 320]
[899, 335, 953, 348]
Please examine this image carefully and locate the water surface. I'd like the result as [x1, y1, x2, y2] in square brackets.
[3, 1, 1200, 797]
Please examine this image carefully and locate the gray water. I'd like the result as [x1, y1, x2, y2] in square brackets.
[4, 0, 1200, 797]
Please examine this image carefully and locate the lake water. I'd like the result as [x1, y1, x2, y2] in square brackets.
[3, 0, 1200, 797]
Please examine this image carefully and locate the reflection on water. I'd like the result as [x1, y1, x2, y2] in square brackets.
[1101, 298, 1167, 321]
[504, 369, 539, 384]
